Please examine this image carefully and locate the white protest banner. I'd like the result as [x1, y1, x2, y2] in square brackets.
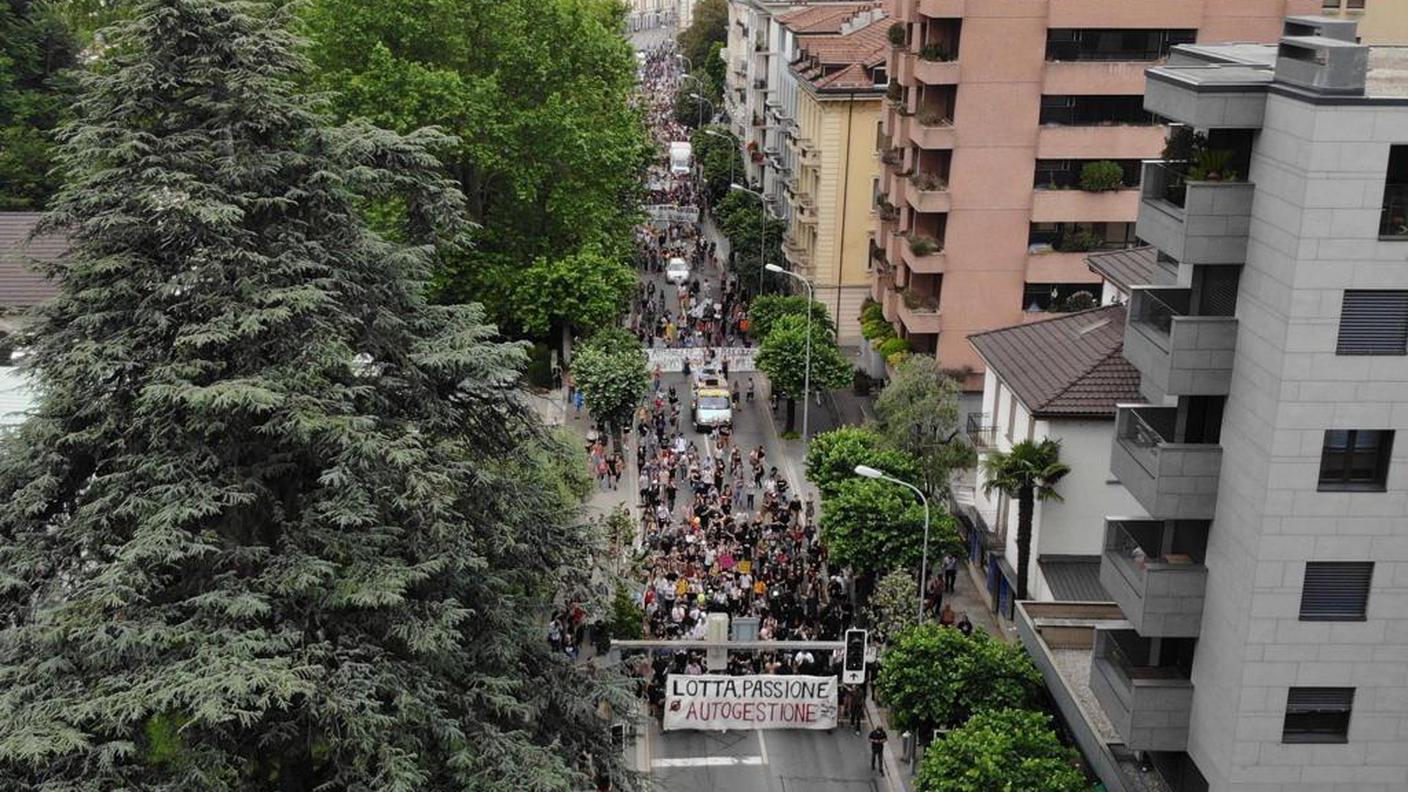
[663, 674, 838, 731]
[646, 347, 757, 373]
[644, 204, 700, 225]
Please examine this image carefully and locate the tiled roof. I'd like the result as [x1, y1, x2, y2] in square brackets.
[1038, 556, 1111, 602]
[968, 304, 1141, 419]
[1085, 246, 1175, 293]
[0, 213, 64, 308]
[777, 3, 869, 34]
[796, 22, 889, 68]
[811, 63, 876, 90]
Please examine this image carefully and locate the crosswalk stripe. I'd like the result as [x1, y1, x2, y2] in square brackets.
[651, 755, 766, 768]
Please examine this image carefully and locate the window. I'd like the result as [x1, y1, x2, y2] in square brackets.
[1299, 562, 1373, 621]
[1039, 95, 1155, 126]
[1045, 28, 1196, 61]
[1023, 283, 1099, 312]
[1379, 146, 1408, 238]
[1029, 221, 1139, 252]
[1348, 0, 1366, 9]
[1318, 430, 1393, 491]
[1283, 688, 1354, 744]
[1034, 159, 1142, 189]
[1336, 291, 1408, 354]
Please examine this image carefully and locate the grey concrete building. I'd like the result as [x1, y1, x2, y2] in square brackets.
[1019, 16, 1408, 792]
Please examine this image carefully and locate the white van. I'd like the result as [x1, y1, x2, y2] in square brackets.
[669, 141, 692, 175]
[665, 257, 690, 284]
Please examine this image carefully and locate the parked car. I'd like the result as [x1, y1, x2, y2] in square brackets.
[666, 257, 690, 284]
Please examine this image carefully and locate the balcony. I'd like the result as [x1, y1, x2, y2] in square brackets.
[917, 0, 964, 17]
[897, 295, 941, 334]
[901, 239, 946, 274]
[1029, 188, 1140, 223]
[914, 58, 960, 86]
[1144, 65, 1270, 130]
[966, 412, 997, 449]
[908, 118, 955, 150]
[1111, 406, 1222, 520]
[1047, 0, 1200, 30]
[1099, 520, 1207, 638]
[1137, 161, 1254, 265]
[1035, 125, 1163, 161]
[907, 183, 951, 214]
[1124, 287, 1238, 399]
[1089, 629, 1193, 752]
[1042, 60, 1148, 96]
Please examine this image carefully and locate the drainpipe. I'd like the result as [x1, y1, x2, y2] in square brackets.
[836, 92, 855, 327]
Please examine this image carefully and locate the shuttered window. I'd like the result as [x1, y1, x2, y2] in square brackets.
[1336, 291, 1408, 354]
[1299, 562, 1373, 621]
[1283, 687, 1354, 744]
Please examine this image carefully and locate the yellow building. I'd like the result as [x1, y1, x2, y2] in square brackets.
[1322, 0, 1408, 43]
[782, 21, 887, 346]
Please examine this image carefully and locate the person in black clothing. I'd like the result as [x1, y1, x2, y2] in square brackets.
[868, 726, 887, 774]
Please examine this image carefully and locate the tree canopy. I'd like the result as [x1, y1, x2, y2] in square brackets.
[865, 568, 920, 645]
[571, 326, 649, 438]
[819, 479, 961, 576]
[754, 312, 851, 433]
[0, 1, 636, 788]
[677, 0, 727, 73]
[875, 625, 1042, 733]
[916, 709, 1090, 792]
[0, 0, 80, 209]
[805, 426, 920, 497]
[691, 124, 742, 205]
[748, 294, 836, 342]
[301, 0, 651, 340]
[873, 355, 974, 496]
[981, 438, 1070, 599]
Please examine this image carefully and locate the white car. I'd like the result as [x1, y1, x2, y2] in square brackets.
[666, 257, 690, 284]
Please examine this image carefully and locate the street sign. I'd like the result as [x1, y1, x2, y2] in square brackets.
[731, 616, 759, 643]
[842, 628, 867, 685]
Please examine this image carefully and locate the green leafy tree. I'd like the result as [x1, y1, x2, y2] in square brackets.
[916, 709, 1089, 792]
[755, 312, 850, 433]
[673, 81, 716, 129]
[873, 355, 975, 497]
[714, 189, 786, 289]
[691, 124, 742, 205]
[865, 568, 919, 645]
[0, 0, 80, 209]
[508, 248, 636, 339]
[302, 0, 651, 340]
[804, 425, 920, 496]
[748, 294, 836, 342]
[677, 0, 727, 72]
[820, 479, 961, 577]
[876, 625, 1042, 733]
[0, 2, 638, 788]
[607, 585, 645, 641]
[980, 438, 1071, 599]
[572, 327, 649, 443]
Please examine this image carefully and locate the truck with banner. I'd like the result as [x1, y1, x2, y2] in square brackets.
[663, 674, 838, 731]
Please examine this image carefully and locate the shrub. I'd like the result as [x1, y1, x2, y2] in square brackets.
[901, 288, 938, 312]
[908, 235, 941, 256]
[910, 172, 947, 191]
[860, 300, 885, 325]
[916, 709, 1089, 792]
[886, 82, 903, 102]
[888, 22, 907, 47]
[885, 349, 910, 367]
[876, 625, 1042, 732]
[877, 336, 911, 359]
[1059, 291, 1098, 312]
[916, 108, 949, 127]
[1055, 229, 1099, 253]
[918, 43, 951, 62]
[1078, 159, 1124, 192]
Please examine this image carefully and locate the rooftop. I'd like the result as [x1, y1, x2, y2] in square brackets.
[0, 212, 64, 310]
[1039, 556, 1111, 602]
[1085, 247, 1176, 294]
[1160, 41, 1408, 98]
[776, 3, 871, 35]
[968, 305, 1142, 420]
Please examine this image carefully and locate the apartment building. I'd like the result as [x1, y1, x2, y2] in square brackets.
[1017, 17, 1408, 792]
[873, 0, 1317, 398]
[779, 12, 887, 343]
[1320, 0, 1408, 44]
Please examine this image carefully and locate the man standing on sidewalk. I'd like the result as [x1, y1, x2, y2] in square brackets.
[868, 724, 888, 775]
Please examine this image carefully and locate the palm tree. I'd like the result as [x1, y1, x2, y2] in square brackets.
[980, 438, 1071, 600]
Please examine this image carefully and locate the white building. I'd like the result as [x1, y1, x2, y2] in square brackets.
[1018, 16, 1408, 792]
[965, 305, 1147, 615]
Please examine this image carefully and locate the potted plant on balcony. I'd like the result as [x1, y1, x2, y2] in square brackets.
[902, 287, 940, 312]
[918, 43, 952, 62]
[880, 148, 903, 166]
[1055, 228, 1099, 253]
[1078, 160, 1124, 192]
[1188, 147, 1237, 182]
[908, 234, 941, 257]
[886, 81, 903, 103]
[916, 108, 949, 127]
[910, 172, 947, 192]
[887, 22, 907, 48]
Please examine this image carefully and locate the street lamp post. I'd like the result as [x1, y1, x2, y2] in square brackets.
[854, 465, 931, 622]
[688, 93, 715, 131]
[729, 183, 772, 296]
[765, 263, 813, 441]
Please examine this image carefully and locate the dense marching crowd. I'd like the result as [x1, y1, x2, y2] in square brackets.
[622, 46, 856, 716]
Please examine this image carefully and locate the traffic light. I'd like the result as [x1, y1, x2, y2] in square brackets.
[843, 628, 867, 683]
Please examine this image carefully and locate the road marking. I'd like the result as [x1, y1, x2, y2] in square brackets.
[757, 729, 769, 766]
[651, 755, 766, 768]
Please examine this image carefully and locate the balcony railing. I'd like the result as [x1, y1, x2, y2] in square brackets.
[1118, 406, 1173, 477]
[966, 412, 998, 448]
[1143, 161, 1188, 208]
[1380, 184, 1408, 239]
[1100, 520, 1207, 637]
[1130, 287, 1189, 339]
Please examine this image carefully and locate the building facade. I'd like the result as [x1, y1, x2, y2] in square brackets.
[1020, 17, 1408, 792]
[873, 0, 1318, 397]
[1320, 0, 1408, 44]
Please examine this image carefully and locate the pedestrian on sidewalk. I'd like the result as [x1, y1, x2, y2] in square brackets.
[943, 553, 959, 593]
[849, 685, 865, 734]
[868, 725, 887, 774]
[746, 378, 755, 403]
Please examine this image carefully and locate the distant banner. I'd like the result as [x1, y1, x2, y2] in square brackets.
[664, 674, 838, 731]
[644, 204, 699, 224]
[646, 347, 756, 372]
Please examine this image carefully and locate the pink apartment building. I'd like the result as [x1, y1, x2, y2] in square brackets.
[873, 0, 1318, 394]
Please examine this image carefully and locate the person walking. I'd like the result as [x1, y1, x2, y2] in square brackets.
[868, 725, 887, 775]
[849, 685, 865, 734]
[943, 553, 959, 593]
